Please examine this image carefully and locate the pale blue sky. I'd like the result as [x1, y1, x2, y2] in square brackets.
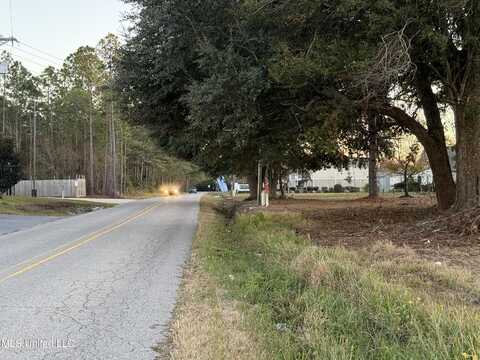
[0, 0, 131, 74]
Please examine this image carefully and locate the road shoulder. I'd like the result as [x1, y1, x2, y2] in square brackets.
[0, 196, 113, 216]
[157, 195, 264, 360]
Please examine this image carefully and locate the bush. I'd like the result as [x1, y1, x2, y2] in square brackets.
[0, 137, 21, 195]
[421, 183, 434, 192]
[333, 184, 344, 193]
[394, 180, 421, 192]
[321, 187, 329, 193]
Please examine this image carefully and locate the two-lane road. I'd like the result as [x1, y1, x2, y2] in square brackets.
[0, 194, 201, 360]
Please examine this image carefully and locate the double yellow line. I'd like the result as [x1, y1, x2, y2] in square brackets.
[0, 203, 159, 285]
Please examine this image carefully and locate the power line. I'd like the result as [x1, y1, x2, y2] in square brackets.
[10, 51, 51, 68]
[18, 41, 64, 62]
[8, 52, 45, 74]
[14, 46, 63, 67]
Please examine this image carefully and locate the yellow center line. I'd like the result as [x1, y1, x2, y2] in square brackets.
[0, 203, 160, 285]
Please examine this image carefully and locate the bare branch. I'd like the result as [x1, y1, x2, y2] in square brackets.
[357, 21, 417, 98]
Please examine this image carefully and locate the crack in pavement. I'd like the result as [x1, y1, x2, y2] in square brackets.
[0, 196, 200, 360]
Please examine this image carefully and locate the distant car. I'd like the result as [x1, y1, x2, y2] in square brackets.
[236, 183, 250, 194]
[188, 187, 198, 194]
[160, 185, 180, 196]
[169, 188, 180, 196]
[195, 181, 217, 192]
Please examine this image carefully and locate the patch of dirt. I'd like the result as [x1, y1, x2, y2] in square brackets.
[263, 196, 438, 247]
[246, 195, 480, 275]
[17, 202, 100, 215]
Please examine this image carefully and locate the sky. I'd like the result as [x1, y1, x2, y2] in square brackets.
[0, 0, 132, 74]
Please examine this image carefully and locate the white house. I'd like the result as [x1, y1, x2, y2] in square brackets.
[288, 147, 456, 192]
[288, 164, 369, 190]
[378, 147, 457, 192]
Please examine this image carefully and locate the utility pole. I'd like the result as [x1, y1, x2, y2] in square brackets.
[0, 36, 17, 47]
[111, 100, 117, 197]
[1, 36, 18, 137]
[1, 69, 6, 136]
[89, 91, 95, 195]
[32, 100, 37, 197]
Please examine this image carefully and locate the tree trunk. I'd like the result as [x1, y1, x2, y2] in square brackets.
[415, 69, 456, 208]
[422, 141, 456, 209]
[403, 167, 409, 197]
[269, 167, 278, 199]
[368, 115, 378, 198]
[453, 104, 480, 209]
[379, 82, 456, 209]
[247, 174, 258, 200]
[279, 176, 286, 199]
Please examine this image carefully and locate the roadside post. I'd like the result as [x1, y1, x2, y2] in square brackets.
[261, 176, 270, 207]
[257, 161, 262, 205]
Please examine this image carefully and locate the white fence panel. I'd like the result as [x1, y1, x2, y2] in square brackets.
[11, 179, 87, 198]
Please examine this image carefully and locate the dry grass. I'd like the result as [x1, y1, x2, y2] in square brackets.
[158, 197, 264, 360]
[163, 194, 480, 359]
[255, 195, 480, 276]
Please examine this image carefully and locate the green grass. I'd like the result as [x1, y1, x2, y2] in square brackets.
[198, 197, 480, 359]
[0, 196, 113, 216]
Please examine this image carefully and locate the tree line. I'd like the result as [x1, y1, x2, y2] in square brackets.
[117, 0, 479, 209]
[0, 34, 204, 196]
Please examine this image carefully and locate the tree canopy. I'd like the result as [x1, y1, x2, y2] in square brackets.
[1, 33, 204, 196]
[118, 0, 480, 209]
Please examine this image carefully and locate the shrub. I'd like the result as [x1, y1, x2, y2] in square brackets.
[420, 183, 434, 192]
[394, 180, 421, 192]
[333, 184, 344, 193]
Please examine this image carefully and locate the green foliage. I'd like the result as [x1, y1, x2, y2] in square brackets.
[0, 137, 20, 194]
[119, 0, 480, 207]
[118, 0, 357, 178]
[1, 32, 202, 195]
[333, 184, 344, 193]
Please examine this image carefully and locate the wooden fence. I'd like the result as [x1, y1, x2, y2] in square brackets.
[10, 178, 87, 198]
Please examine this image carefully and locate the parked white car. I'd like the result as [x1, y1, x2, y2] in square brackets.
[235, 183, 250, 194]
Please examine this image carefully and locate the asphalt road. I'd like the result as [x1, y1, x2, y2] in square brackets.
[0, 215, 64, 236]
[0, 194, 201, 360]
